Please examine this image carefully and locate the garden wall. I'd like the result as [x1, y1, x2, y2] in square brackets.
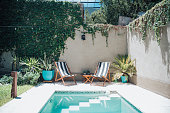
[59, 27, 127, 76]
[128, 23, 170, 98]
[0, 26, 127, 77]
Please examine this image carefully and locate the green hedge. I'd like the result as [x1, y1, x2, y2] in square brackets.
[0, 72, 40, 85]
[0, 0, 83, 60]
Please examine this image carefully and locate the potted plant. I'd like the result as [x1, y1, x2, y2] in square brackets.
[82, 70, 91, 75]
[112, 55, 136, 83]
[40, 54, 54, 81]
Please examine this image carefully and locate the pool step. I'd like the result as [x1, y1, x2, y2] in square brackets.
[89, 99, 100, 103]
[78, 97, 121, 113]
[109, 94, 120, 98]
[61, 106, 80, 113]
[99, 96, 111, 100]
[79, 102, 90, 107]
[69, 96, 111, 113]
[61, 109, 69, 113]
[62, 95, 120, 113]
[69, 106, 79, 110]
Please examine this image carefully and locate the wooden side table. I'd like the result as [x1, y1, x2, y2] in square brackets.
[82, 75, 92, 84]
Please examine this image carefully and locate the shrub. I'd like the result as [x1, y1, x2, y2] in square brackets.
[0, 75, 13, 85]
[17, 72, 24, 85]
[17, 72, 40, 85]
[0, 72, 40, 85]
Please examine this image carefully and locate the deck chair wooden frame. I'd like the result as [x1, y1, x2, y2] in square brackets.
[91, 62, 111, 86]
[54, 62, 77, 86]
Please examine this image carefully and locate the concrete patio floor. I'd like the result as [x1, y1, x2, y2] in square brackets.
[0, 82, 170, 113]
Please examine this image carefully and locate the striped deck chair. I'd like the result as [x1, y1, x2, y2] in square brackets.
[91, 62, 111, 86]
[54, 62, 77, 85]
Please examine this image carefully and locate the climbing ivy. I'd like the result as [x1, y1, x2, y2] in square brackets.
[83, 24, 126, 47]
[128, 0, 170, 44]
[0, 0, 83, 60]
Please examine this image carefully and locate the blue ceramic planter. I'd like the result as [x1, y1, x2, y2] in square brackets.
[121, 75, 128, 83]
[42, 70, 54, 81]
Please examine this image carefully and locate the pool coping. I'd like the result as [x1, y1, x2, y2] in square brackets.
[0, 82, 170, 113]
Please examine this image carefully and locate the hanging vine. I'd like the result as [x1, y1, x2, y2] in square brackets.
[128, 0, 170, 44]
[83, 24, 126, 47]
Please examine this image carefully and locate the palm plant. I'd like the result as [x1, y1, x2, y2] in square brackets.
[112, 55, 136, 81]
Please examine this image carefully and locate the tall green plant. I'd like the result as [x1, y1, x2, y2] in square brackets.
[40, 53, 53, 71]
[112, 55, 136, 80]
[20, 58, 41, 73]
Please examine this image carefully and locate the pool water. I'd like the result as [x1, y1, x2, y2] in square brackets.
[39, 91, 142, 113]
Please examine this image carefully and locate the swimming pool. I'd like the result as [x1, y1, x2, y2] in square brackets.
[39, 91, 142, 113]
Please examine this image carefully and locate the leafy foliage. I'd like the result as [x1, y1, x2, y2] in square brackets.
[40, 53, 54, 70]
[83, 0, 161, 46]
[83, 24, 126, 46]
[0, 72, 40, 85]
[0, 0, 83, 60]
[0, 75, 13, 85]
[0, 0, 18, 55]
[17, 72, 40, 85]
[128, 0, 170, 44]
[85, 8, 107, 24]
[20, 58, 42, 73]
[112, 55, 136, 80]
[96, 0, 162, 25]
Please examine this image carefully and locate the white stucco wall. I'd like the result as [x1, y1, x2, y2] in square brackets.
[127, 24, 170, 84]
[59, 27, 127, 73]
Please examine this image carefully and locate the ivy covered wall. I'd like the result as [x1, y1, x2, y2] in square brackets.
[0, 0, 83, 60]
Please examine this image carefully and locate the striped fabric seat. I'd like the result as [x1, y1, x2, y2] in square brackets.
[55, 62, 72, 77]
[91, 62, 110, 86]
[55, 61, 77, 85]
[94, 62, 110, 77]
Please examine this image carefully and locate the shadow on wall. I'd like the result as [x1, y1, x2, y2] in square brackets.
[128, 24, 170, 79]
[142, 26, 170, 77]
[143, 25, 170, 77]
[128, 29, 151, 54]
[160, 26, 170, 76]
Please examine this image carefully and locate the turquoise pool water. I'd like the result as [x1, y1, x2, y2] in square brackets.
[39, 91, 142, 113]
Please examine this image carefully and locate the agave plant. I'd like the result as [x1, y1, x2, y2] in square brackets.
[20, 58, 42, 73]
[40, 53, 53, 71]
[112, 55, 137, 80]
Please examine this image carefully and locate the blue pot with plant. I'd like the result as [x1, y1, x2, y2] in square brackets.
[112, 55, 137, 83]
[40, 53, 54, 81]
[121, 75, 128, 83]
[42, 70, 54, 81]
